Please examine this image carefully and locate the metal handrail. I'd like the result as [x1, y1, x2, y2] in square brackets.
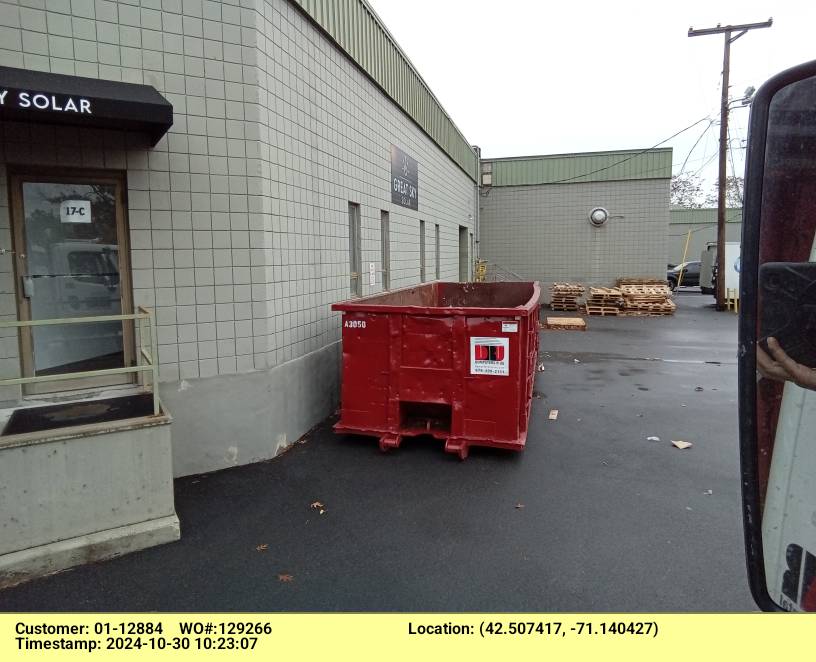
[476, 261, 526, 283]
[0, 306, 160, 416]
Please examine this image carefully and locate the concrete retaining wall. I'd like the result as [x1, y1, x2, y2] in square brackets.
[0, 418, 178, 588]
[160, 339, 339, 477]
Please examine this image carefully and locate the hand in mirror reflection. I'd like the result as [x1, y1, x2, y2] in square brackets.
[757, 337, 816, 390]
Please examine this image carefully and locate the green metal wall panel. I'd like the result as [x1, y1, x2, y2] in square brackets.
[290, 0, 478, 181]
[669, 208, 743, 224]
[488, 149, 673, 186]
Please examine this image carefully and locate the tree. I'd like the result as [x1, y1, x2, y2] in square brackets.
[704, 176, 744, 208]
[670, 173, 705, 208]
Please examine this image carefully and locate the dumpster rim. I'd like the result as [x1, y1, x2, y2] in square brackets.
[331, 281, 541, 316]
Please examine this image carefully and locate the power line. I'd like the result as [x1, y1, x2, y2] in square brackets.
[679, 119, 716, 174]
[688, 150, 720, 178]
[678, 148, 728, 169]
[544, 114, 714, 184]
[726, 124, 744, 205]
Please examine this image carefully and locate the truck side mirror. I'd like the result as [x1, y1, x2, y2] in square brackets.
[739, 59, 816, 611]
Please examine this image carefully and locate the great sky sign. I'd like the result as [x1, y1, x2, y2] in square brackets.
[390, 145, 419, 210]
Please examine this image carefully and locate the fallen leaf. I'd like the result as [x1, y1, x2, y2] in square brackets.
[548, 409, 559, 420]
[515, 503, 525, 509]
[647, 436, 660, 442]
[277, 574, 294, 582]
[255, 544, 268, 552]
[310, 501, 324, 509]
[672, 440, 693, 450]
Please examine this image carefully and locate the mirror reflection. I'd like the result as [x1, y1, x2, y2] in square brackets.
[755, 74, 816, 611]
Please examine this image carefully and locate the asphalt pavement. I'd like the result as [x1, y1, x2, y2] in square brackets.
[0, 289, 756, 611]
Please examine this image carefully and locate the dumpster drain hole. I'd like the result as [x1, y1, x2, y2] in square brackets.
[399, 402, 452, 434]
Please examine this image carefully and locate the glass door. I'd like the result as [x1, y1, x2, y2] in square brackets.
[10, 171, 134, 393]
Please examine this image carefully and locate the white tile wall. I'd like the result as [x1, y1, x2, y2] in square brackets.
[0, 0, 477, 396]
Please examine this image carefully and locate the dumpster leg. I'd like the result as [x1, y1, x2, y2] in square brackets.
[379, 433, 402, 452]
[444, 438, 469, 460]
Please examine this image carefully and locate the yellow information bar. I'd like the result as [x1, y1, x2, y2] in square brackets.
[1, 614, 813, 661]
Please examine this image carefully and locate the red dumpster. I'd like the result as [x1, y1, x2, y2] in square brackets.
[332, 281, 541, 459]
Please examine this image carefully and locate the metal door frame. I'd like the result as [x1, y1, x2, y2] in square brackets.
[8, 167, 135, 394]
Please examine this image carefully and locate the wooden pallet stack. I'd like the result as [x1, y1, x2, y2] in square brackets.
[549, 283, 585, 311]
[617, 277, 669, 287]
[617, 280, 676, 316]
[585, 287, 624, 316]
[544, 317, 587, 331]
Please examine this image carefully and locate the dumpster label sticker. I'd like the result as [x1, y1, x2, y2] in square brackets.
[470, 337, 510, 376]
[501, 322, 518, 333]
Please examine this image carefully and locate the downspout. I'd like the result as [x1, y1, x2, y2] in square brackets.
[473, 145, 481, 258]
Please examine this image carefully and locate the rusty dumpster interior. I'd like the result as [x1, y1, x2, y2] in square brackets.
[355, 282, 536, 309]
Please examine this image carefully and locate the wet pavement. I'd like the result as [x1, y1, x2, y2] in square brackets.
[0, 290, 756, 611]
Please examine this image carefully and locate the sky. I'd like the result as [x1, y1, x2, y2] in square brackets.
[367, 0, 816, 194]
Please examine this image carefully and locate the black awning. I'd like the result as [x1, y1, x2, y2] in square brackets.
[0, 66, 173, 146]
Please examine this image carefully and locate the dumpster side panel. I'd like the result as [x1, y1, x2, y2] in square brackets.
[400, 316, 454, 370]
[519, 307, 540, 438]
[397, 314, 454, 405]
[337, 312, 390, 432]
[461, 316, 525, 443]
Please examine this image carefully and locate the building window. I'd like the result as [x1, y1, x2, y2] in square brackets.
[435, 223, 440, 280]
[470, 232, 474, 280]
[381, 210, 390, 290]
[481, 161, 493, 187]
[419, 219, 426, 282]
[348, 202, 361, 296]
[459, 225, 469, 282]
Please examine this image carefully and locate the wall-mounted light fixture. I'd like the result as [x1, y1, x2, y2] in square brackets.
[588, 207, 609, 227]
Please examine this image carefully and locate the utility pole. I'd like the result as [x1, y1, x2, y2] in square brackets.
[688, 19, 772, 310]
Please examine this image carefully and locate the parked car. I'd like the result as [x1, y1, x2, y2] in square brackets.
[667, 260, 701, 290]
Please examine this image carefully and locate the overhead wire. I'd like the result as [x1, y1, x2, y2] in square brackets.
[678, 119, 716, 174]
[726, 124, 744, 205]
[543, 114, 715, 185]
[689, 149, 720, 177]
